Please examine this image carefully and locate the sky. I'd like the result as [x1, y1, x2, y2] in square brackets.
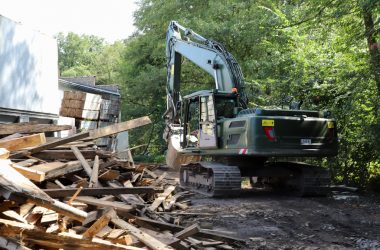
[0, 0, 139, 42]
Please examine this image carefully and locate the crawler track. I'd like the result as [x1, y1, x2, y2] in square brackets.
[179, 162, 241, 197]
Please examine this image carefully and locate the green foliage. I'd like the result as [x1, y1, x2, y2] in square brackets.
[56, 32, 124, 84]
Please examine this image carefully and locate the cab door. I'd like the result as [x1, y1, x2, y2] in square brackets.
[199, 94, 218, 149]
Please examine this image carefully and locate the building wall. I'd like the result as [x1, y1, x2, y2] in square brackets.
[0, 15, 60, 116]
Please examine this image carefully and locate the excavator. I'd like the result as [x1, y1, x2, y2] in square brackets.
[163, 21, 338, 197]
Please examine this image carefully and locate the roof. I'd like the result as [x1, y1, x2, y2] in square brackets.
[59, 79, 120, 97]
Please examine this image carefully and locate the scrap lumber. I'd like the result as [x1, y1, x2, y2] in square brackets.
[174, 223, 200, 239]
[44, 160, 84, 180]
[108, 181, 145, 205]
[99, 169, 120, 181]
[10, 163, 45, 182]
[0, 218, 144, 250]
[0, 160, 87, 222]
[133, 216, 245, 244]
[82, 208, 116, 238]
[0, 133, 23, 141]
[111, 217, 173, 250]
[15, 159, 38, 167]
[74, 196, 135, 213]
[71, 146, 93, 177]
[89, 116, 151, 139]
[29, 161, 67, 173]
[89, 155, 99, 187]
[10, 131, 90, 158]
[149, 185, 176, 211]
[0, 148, 9, 159]
[0, 123, 72, 135]
[0, 133, 46, 151]
[42, 187, 162, 197]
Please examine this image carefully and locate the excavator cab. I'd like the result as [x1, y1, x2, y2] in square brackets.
[181, 90, 239, 150]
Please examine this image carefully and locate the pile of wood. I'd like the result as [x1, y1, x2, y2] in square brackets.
[60, 91, 102, 120]
[0, 117, 244, 250]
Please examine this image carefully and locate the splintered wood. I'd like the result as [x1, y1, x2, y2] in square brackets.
[0, 116, 243, 249]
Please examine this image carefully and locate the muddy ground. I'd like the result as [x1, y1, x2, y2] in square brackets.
[162, 169, 380, 249]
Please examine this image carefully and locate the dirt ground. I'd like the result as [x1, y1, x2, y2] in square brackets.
[162, 169, 380, 249]
[183, 191, 380, 249]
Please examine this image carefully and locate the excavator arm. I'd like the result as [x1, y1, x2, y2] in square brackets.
[164, 21, 248, 136]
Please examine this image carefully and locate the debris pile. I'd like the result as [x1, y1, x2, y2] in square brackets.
[0, 117, 244, 250]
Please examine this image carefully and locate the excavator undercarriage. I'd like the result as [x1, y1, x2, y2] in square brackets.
[178, 160, 331, 197]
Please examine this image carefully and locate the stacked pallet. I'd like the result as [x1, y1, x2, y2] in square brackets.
[60, 91, 102, 120]
[0, 117, 244, 249]
[100, 96, 120, 121]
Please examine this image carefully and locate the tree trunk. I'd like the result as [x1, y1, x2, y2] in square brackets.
[362, 8, 380, 96]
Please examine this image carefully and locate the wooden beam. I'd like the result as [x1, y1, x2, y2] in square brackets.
[10, 131, 90, 158]
[71, 146, 92, 177]
[0, 133, 46, 151]
[74, 196, 135, 213]
[89, 155, 99, 188]
[111, 217, 173, 250]
[89, 116, 151, 139]
[0, 123, 72, 135]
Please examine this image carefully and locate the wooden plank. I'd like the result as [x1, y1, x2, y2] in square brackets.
[15, 159, 39, 167]
[43, 186, 162, 197]
[149, 185, 175, 211]
[108, 181, 145, 206]
[33, 149, 111, 160]
[10, 131, 90, 158]
[29, 161, 67, 173]
[89, 155, 99, 187]
[89, 116, 151, 139]
[0, 218, 144, 250]
[44, 161, 84, 180]
[0, 148, 9, 159]
[0, 160, 87, 222]
[99, 169, 120, 181]
[71, 146, 92, 177]
[10, 163, 45, 182]
[174, 223, 200, 239]
[82, 209, 116, 238]
[0, 133, 46, 151]
[75, 196, 135, 213]
[0, 123, 72, 135]
[111, 217, 173, 250]
[106, 229, 125, 239]
[2, 210, 28, 224]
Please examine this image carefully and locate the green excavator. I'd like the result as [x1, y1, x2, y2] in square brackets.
[163, 21, 338, 197]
